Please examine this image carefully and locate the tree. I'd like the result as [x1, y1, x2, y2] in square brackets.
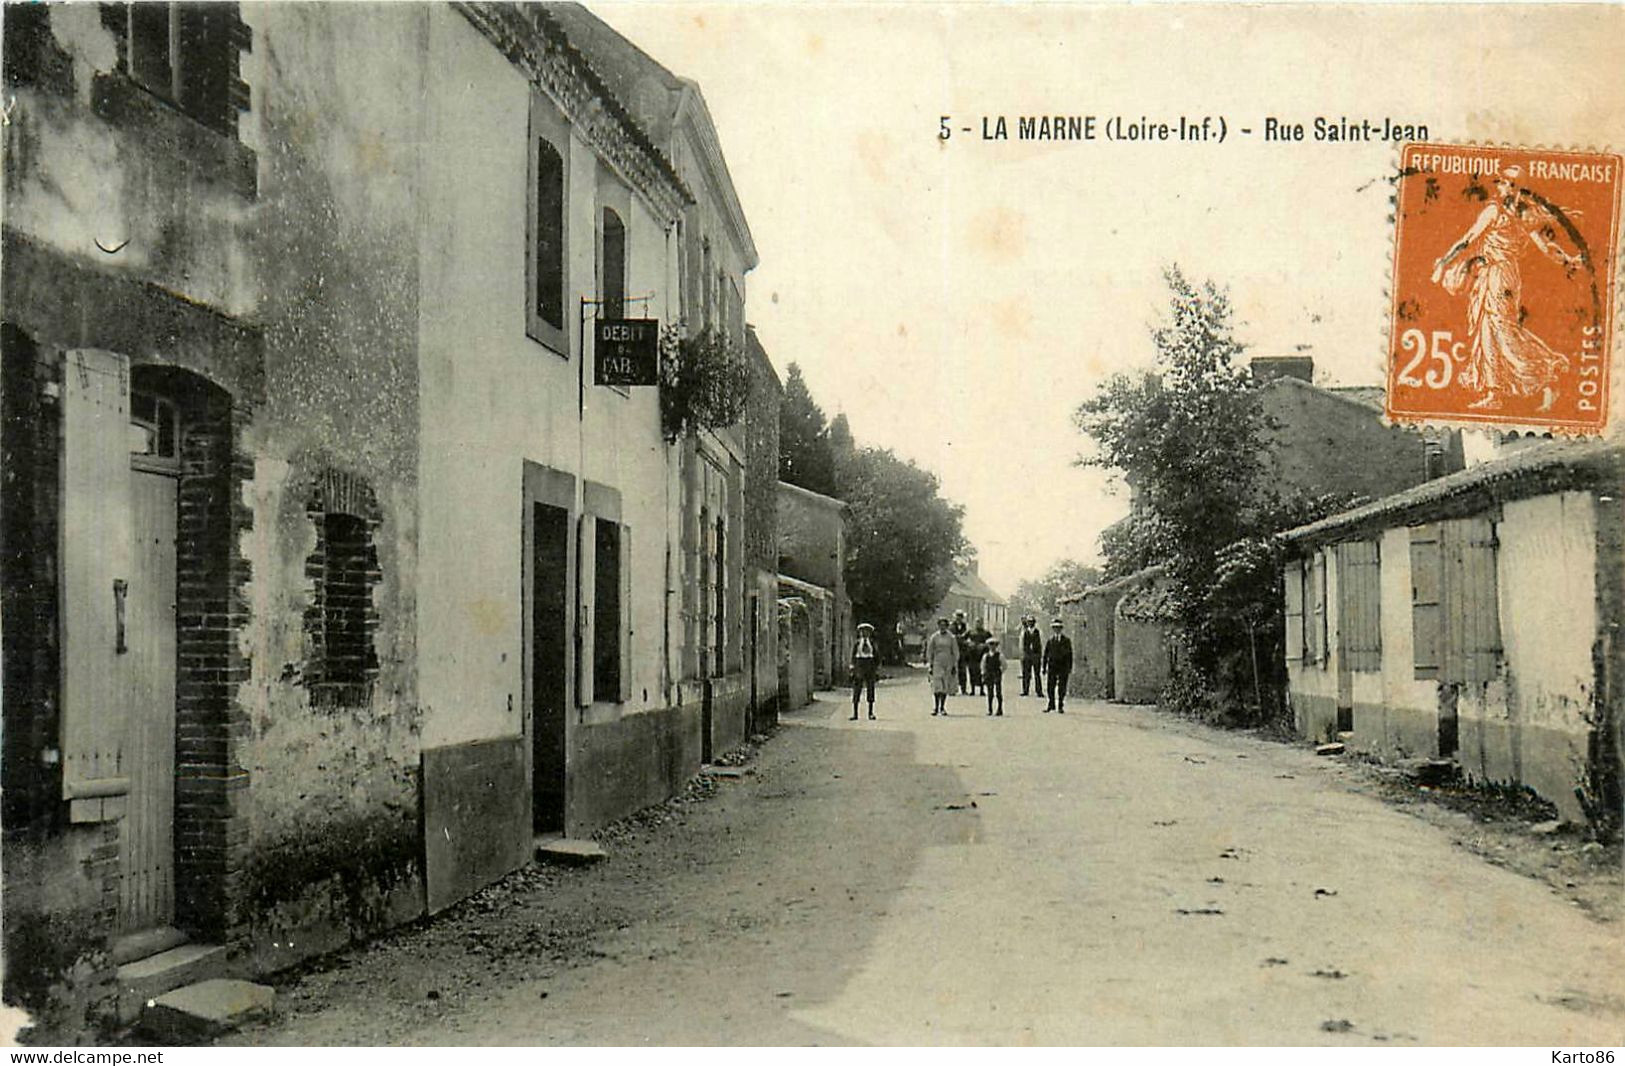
[1009, 559, 1103, 623]
[779, 363, 837, 496]
[1074, 266, 1276, 719]
[838, 445, 970, 660]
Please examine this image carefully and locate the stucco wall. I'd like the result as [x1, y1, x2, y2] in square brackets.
[1482, 492, 1597, 814]
[1289, 491, 1603, 820]
[1113, 615, 1172, 704]
[236, 2, 426, 966]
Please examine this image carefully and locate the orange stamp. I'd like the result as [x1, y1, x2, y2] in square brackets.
[1387, 143, 1622, 433]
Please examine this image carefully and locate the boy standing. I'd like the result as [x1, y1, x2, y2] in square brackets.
[982, 636, 1005, 716]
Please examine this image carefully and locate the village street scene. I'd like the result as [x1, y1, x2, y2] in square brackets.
[2, 0, 1622, 1049]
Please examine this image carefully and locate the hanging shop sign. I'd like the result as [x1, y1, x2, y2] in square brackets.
[594, 318, 660, 387]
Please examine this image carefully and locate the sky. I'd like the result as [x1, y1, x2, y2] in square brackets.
[594, 2, 1625, 596]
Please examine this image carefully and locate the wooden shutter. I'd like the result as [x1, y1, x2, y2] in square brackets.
[1452, 517, 1502, 684]
[177, 3, 232, 133]
[61, 350, 134, 820]
[1337, 540, 1382, 672]
[619, 522, 633, 703]
[1283, 559, 1305, 664]
[575, 511, 595, 708]
[1307, 551, 1327, 666]
[1410, 524, 1442, 681]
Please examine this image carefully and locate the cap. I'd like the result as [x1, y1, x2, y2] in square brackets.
[986, 635, 1001, 644]
[857, 622, 875, 632]
[1050, 618, 1064, 628]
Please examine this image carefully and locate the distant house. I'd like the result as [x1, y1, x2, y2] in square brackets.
[1279, 441, 1623, 823]
[777, 481, 851, 688]
[1252, 355, 1464, 499]
[937, 563, 1009, 635]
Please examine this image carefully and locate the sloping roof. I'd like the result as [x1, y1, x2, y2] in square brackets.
[950, 568, 1007, 606]
[548, 3, 758, 268]
[1280, 439, 1624, 549]
[1058, 564, 1166, 605]
[1325, 385, 1386, 410]
[547, 3, 685, 145]
[778, 479, 848, 512]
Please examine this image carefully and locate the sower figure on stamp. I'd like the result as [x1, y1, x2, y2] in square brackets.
[925, 617, 959, 717]
[982, 635, 1005, 717]
[850, 622, 879, 721]
[1043, 618, 1073, 713]
[1019, 615, 1045, 698]
[950, 610, 970, 695]
[1431, 165, 1581, 413]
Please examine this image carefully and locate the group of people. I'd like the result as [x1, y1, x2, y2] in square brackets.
[922, 612, 1072, 718]
[846, 611, 1075, 721]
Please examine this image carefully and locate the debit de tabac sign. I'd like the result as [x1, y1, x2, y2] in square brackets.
[594, 318, 660, 387]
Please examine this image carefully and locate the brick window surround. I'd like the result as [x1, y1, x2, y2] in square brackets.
[303, 470, 382, 710]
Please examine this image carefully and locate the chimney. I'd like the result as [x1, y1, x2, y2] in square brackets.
[1250, 354, 1314, 383]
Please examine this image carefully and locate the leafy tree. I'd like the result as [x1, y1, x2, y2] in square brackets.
[838, 445, 970, 661]
[1009, 559, 1103, 623]
[779, 363, 837, 496]
[1074, 266, 1277, 719]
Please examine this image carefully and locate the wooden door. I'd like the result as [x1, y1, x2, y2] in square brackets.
[531, 502, 569, 833]
[120, 469, 177, 932]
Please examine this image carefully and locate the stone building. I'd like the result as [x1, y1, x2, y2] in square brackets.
[1280, 441, 1623, 824]
[777, 480, 850, 688]
[1, 2, 768, 1033]
[548, 1, 765, 761]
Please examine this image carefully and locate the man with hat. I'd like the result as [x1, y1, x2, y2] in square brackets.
[949, 609, 970, 695]
[1042, 618, 1073, 713]
[1019, 615, 1045, 699]
[850, 622, 880, 721]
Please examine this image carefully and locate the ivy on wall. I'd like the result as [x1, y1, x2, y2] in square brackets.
[659, 325, 752, 443]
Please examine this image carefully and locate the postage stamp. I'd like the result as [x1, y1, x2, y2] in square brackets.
[1387, 143, 1622, 434]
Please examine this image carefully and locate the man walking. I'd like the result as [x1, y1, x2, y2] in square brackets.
[1043, 618, 1073, 713]
[1019, 615, 1045, 698]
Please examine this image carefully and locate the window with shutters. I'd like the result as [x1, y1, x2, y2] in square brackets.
[1283, 558, 1306, 664]
[1306, 550, 1328, 667]
[115, 2, 251, 136]
[1410, 518, 1501, 684]
[1336, 539, 1382, 672]
[526, 95, 569, 353]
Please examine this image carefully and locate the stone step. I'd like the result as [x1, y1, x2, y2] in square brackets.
[115, 942, 228, 1025]
[139, 978, 274, 1042]
[534, 834, 607, 866]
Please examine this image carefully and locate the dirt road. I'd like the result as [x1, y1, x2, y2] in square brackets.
[229, 671, 1624, 1045]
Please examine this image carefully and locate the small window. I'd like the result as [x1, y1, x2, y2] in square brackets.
[593, 518, 622, 703]
[129, 391, 180, 462]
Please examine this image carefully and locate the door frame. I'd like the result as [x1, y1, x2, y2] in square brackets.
[521, 463, 577, 835]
